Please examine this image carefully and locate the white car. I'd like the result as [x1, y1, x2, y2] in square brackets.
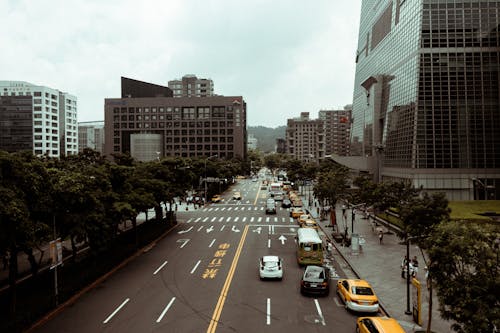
[259, 256, 283, 280]
[233, 191, 242, 200]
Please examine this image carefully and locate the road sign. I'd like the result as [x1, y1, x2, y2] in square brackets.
[49, 238, 63, 269]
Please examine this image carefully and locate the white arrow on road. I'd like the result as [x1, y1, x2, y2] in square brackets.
[232, 226, 240, 233]
[206, 226, 214, 233]
[253, 227, 262, 234]
[178, 227, 193, 234]
[278, 235, 287, 245]
[177, 239, 190, 248]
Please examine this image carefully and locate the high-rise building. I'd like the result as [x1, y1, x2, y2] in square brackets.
[0, 81, 78, 157]
[104, 78, 247, 161]
[168, 74, 214, 98]
[247, 134, 258, 150]
[78, 121, 105, 153]
[285, 112, 325, 163]
[349, 0, 500, 200]
[319, 106, 352, 157]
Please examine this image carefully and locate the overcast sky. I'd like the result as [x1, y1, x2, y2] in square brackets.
[1, 0, 361, 128]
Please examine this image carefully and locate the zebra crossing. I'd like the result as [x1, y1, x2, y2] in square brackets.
[202, 206, 288, 212]
[186, 215, 295, 224]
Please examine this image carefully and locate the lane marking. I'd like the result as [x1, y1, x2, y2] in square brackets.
[203, 217, 209, 222]
[234, 217, 239, 222]
[156, 297, 176, 323]
[153, 261, 168, 275]
[209, 239, 216, 248]
[266, 298, 271, 325]
[314, 299, 326, 326]
[195, 217, 201, 222]
[198, 226, 204, 232]
[207, 225, 249, 333]
[226, 217, 231, 222]
[220, 225, 225, 231]
[219, 217, 224, 222]
[211, 217, 217, 222]
[242, 217, 247, 222]
[191, 260, 201, 274]
[103, 298, 129, 324]
[268, 239, 271, 248]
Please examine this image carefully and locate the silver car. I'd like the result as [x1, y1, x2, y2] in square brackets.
[259, 256, 283, 280]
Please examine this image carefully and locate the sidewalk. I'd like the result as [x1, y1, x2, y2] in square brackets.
[303, 198, 453, 333]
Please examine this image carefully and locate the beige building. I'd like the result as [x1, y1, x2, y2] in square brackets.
[285, 112, 325, 163]
[318, 106, 352, 157]
[168, 74, 214, 98]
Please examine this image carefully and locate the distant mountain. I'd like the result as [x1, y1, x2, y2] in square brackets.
[248, 125, 286, 153]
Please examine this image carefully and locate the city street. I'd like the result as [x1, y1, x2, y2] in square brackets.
[32, 179, 363, 332]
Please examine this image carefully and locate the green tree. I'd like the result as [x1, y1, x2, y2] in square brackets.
[399, 192, 450, 333]
[428, 221, 500, 333]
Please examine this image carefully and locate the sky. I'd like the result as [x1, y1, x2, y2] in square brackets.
[0, 0, 361, 128]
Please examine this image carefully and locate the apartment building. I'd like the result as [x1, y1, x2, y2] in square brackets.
[168, 74, 214, 98]
[285, 112, 325, 163]
[318, 106, 352, 157]
[0, 81, 78, 157]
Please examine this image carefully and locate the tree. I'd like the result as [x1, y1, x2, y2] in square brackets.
[428, 221, 500, 333]
[399, 192, 451, 333]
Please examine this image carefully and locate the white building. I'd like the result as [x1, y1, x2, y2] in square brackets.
[0, 81, 78, 157]
[247, 134, 258, 150]
[78, 121, 105, 153]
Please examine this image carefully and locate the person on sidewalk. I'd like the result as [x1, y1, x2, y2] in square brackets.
[378, 230, 384, 244]
[401, 255, 408, 278]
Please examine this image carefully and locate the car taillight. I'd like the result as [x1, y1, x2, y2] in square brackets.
[322, 282, 328, 287]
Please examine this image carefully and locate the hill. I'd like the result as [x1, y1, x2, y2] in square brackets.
[248, 126, 286, 153]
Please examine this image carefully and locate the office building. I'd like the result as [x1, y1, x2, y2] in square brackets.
[0, 81, 78, 157]
[78, 121, 105, 153]
[276, 138, 286, 154]
[104, 77, 247, 161]
[346, 0, 500, 200]
[285, 112, 325, 163]
[319, 106, 352, 157]
[247, 134, 258, 150]
[168, 74, 214, 98]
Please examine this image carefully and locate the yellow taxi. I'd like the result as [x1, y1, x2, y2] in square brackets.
[290, 207, 305, 218]
[356, 317, 405, 333]
[300, 219, 319, 230]
[211, 194, 222, 203]
[298, 214, 312, 224]
[336, 279, 379, 313]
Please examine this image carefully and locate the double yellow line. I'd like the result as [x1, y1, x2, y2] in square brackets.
[207, 225, 249, 333]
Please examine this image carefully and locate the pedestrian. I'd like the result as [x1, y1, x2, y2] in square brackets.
[411, 256, 419, 277]
[401, 255, 408, 278]
[327, 240, 333, 255]
[378, 230, 383, 244]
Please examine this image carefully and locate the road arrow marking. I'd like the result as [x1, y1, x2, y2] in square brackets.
[206, 226, 214, 233]
[278, 235, 287, 245]
[253, 227, 262, 234]
[178, 227, 193, 234]
[177, 239, 190, 248]
[232, 226, 240, 233]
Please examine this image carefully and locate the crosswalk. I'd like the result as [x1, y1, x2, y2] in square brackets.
[202, 206, 287, 212]
[187, 216, 296, 224]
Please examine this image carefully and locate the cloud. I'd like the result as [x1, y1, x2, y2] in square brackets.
[0, 0, 361, 128]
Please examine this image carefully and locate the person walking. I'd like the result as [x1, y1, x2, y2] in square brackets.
[378, 230, 384, 244]
[411, 256, 419, 277]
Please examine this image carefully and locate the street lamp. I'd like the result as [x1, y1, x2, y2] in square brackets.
[404, 234, 417, 315]
[204, 154, 218, 205]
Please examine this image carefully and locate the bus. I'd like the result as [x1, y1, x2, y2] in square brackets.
[296, 228, 323, 266]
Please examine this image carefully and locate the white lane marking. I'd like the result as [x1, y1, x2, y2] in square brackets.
[242, 217, 247, 222]
[314, 299, 326, 326]
[282, 217, 286, 223]
[214, 208, 219, 211]
[266, 217, 270, 223]
[103, 298, 130, 324]
[190, 260, 201, 274]
[195, 217, 201, 222]
[267, 298, 271, 325]
[197, 226, 204, 231]
[221, 207, 226, 211]
[210, 217, 216, 222]
[228, 207, 233, 211]
[268, 239, 271, 248]
[202, 217, 209, 222]
[334, 297, 342, 307]
[156, 297, 176, 323]
[187, 218, 193, 223]
[219, 217, 224, 222]
[226, 217, 231, 222]
[178, 239, 190, 248]
[220, 225, 225, 231]
[274, 217, 278, 222]
[258, 217, 262, 222]
[250, 217, 255, 222]
[208, 208, 213, 212]
[234, 217, 239, 222]
[290, 218, 294, 223]
[153, 261, 168, 275]
[209, 239, 216, 248]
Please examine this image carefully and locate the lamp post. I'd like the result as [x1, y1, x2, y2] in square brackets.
[405, 234, 414, 315]
[204, 154, 218, 205]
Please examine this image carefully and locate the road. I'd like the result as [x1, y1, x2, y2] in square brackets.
[33, 179, 367, 333]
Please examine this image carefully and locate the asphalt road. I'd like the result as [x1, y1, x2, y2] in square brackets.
[33, 178, 365, 333]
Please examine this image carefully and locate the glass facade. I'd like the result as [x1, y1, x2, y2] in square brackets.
[351, 0, 500, 199]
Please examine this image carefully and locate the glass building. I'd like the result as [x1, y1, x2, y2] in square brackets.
[351, 0, 500, 200]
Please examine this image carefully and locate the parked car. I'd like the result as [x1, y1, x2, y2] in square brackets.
[356, 317, 405, 333]
[211, 194, 222, 203]
[298, 214, 312, 225]
[300, 219, 319, 230]
[259, 256, 283, 280]
[290, 207, 305, 218]
[336, 279, 379, 313]
[281, 199, 292, 208]
[300, 265, 330, 296]
[233, 191, 242, 200]
[266, 198, 275, 206]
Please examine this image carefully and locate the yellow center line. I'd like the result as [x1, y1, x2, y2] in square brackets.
[207, 225, 249, 333]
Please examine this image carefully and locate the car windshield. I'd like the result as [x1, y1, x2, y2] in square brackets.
[263, 261, 279, 268]
[304, 267, 325, 282]
[352, 286, 374, 295]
